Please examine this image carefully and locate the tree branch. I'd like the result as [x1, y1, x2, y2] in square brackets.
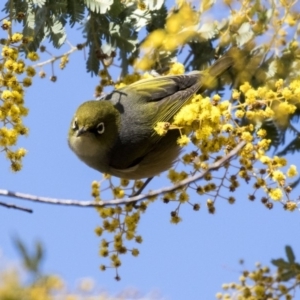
[0, 201, 33, 213]
[32, 46, 78, 69]
[0, 141, 246, 209]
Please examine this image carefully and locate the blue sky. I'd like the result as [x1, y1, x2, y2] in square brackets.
[1, 6, 300, 300]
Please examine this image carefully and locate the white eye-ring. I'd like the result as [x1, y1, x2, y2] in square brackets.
[97, 122, 105, 134]
[72, 118, 78, 130]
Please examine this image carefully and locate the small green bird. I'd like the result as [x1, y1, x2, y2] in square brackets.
[68, 56, 233, 179]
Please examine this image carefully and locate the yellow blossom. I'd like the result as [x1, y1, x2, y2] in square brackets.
[245, 89, 257, 104]
[272, 170, 285, 182]
[177, 134, 190, 146]
[285, 14, 296, 26]
[1, 90, 13, 100]
[140, 72, 154, 80]
[241, 132, 253, 142]
[235, 109, 244, 118]
[1, 46, 18, 60]
[4, 59, 14, 71]
[2, 19, 11, 29]
[210, 106, 221, 122]
[232, 89, 240, 99]
[27, 52, 39, 61]
[260, 155, 271, 164]
[282, 88, 292, 100]
[263, 107, 274, 118]
[154, 122, 170, 135]
[173, 102, 199, 126]
[142, 29, 166, 49]
[257, 129, 266, 138]
[239, 82, 252, 93]
[23, 77, 32, 87]
[179, 191, 189, 203]
[257, 139, 271, 150]
[168, 62, 185, 75]
[168, 169, 180, 182]
[218, 100, 230, 111]
[245, 111, 255, 119]
[285, 201, 297, 211]
[212, 94, 221, 102]
[95, 226, 103, 236]
[26, 66, 36, 77]
[269, 188, 283, 201]
[11, 32, 23, 43]
[273, 156, 287, 167]
[11, 161, 22, 172]
[120, 178, 129, 186]
[14, 60, 25, 74]
[275, 79, 284, 88]
[114, 82, 126, 89]
[222, 124, 233, 132]
[286, 165, 297, 177]
[195, 125, 213, 140]
[277, 102, 296, 114]
[132, 248, 139, 256]
[113, 187, 125, 198]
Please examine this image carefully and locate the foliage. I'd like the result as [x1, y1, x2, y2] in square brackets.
[1, 0, 300, 283]
[1, 242, 300, 299]
[217, 246, 300, 299]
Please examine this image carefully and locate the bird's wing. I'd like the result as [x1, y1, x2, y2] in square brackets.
[122, 72, 202, 125]
[107, 56, 233, 170]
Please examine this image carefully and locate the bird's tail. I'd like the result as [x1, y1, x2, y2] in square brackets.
[208, 55, 234, 77]
[201, 55, 233, 90]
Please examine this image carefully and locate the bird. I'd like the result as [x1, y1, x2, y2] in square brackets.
[68, 55, 233, 180]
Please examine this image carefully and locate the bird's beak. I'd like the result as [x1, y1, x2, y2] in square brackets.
[76, 127, 88, 137]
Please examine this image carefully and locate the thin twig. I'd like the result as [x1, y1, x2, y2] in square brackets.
[0, 201, 33, 213]
[32, 46, 78, 69]
[0, 141, 246, 208]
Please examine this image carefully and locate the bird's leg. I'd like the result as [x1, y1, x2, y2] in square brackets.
[130, 177, 153, 197]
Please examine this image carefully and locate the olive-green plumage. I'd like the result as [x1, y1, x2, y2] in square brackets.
[68, 56, 233, 179]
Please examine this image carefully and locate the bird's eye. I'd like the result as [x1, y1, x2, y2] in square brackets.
[96, 122, 105, 135]
[72, 118, 78, 130]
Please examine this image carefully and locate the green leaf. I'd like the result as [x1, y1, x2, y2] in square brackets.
[236, 22, 254, 46]
[285, 245, 296, 264]
[86, 43, 100, 75]
[199, 23, 218, 40]
[276, 135, 300, 156]
[290, 176, 300, 189]
[266, 59, 278, 78]
[200, 0, 215, 12]
[145, 0, 164, 11]
[47, 17, 67, 48]
[280, 270, 296, 281]
[33, 0, 46, 7]
[146, 3, 167, 32]
[85, 0, 113, 14]
[271, 258, 289, 268]
[260, 119, 282, 150]
[12, 237, 44, 275]
[67, 0, 86, 27]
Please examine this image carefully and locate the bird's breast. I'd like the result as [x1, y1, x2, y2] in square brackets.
[68, 134, 109, 173]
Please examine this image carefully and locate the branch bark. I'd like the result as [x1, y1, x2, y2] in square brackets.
[0, 201, 33, 213]
[0, 141, 246, 210]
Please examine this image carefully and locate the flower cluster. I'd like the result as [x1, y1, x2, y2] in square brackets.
[152, 77, 300, 217]
[0, 21, 39, 171]
[94, 66, 300, 277]
[135, 2, 199, 70]
[217, 260, 300, 300]
[91, 177, 155, 279]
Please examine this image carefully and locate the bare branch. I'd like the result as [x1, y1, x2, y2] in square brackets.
[0, 141, 246, 208]
[0, 201, 33, 213]
[32, 46, 78, 69]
